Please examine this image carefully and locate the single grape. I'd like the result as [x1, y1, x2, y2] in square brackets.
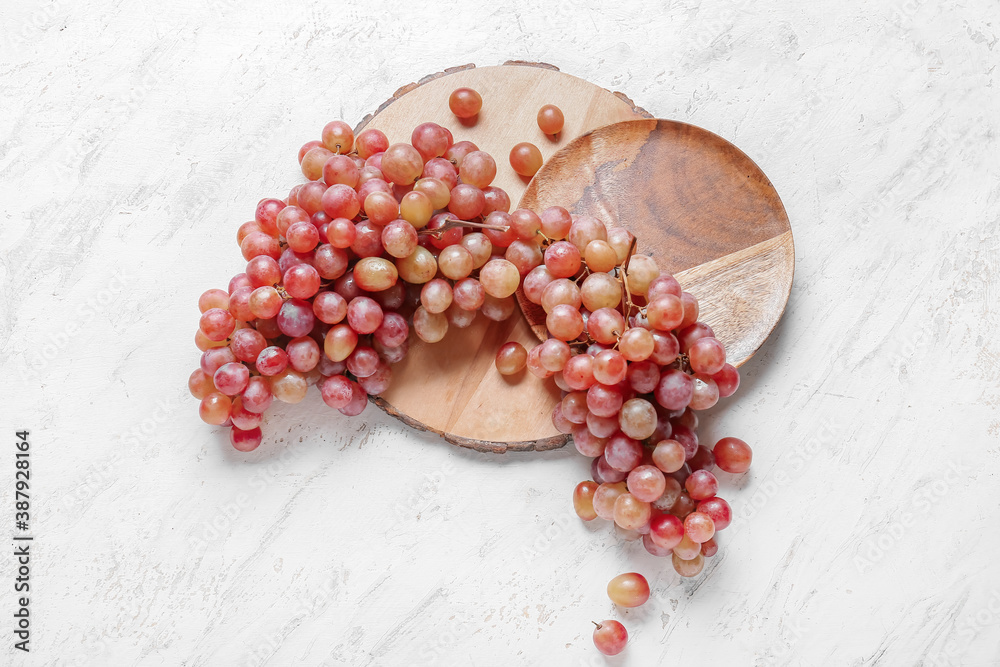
[711, 363, 741, 398]
[413, 306, 448, 343]
[355, 128, 389, 160]
[199, 392, 232, 425]
[495, 342, 527, 375]
[627, 465, 666, 503]
[286, 336, 321, 373]
[545, 304, 584, 341]
[537, 104, 564, 135]
[459, 150, 497, 189]
[649, 513, 684, 550]
[509, 142, 543, 177]
[672, 551, 705, 577]
[607, 572, 650, 608]
[697, 497, 732, 531]
[381, 143, 424, 185]
[271, 369, 308, 403]
[449, 87, 482, 118]
[230, 426, 263, 452]
[420, 279, 453, 314]
[592, 481, 627, 520]
[593, 620, 627, 656]
[241, 377, 272, 414]
[321, 120, 354, 153]
[199, 308, 236, 342]
[684, 511, 715, 543]
[713, 437, 753, 473]
[188, 369, 215, 399]
[229, 397, 262, 431]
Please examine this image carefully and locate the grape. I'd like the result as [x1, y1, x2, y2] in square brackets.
[509, 142, 543, 177]
[689, 337, 726, 375]
[320, 184, 361, 220]
[256, 346, 289, 376]
[438, 245, 475, 280]
[338, 381, 369, 416]
[400, 191, 433, 228]
[505, 240, 543, 275]
[537, 339, 571, 372]
[614, 492, 650, 530]
[647, 273, 682, 301]
[697, 497, 732, 531]
[587, 383, 623, 419]
[199, 308, 236, 341]
[689, 375, 720, 410]
[373, 312, 409, 348]
[545, 304, 584, 341]
[684, 470, 718, 500]
[426, 213, 463, 249]
[229, 397, 262, 431]
[298, 140, 322, 163]
[593, 349, 628, 385]
[420, 279, 453, 314]
[562, 354, 595, 391]
[573, 481, 599, 521]
[495, 342, 527, 375]
[584, 240, 618, 273]
[571, 424, 607, 457]
[313, 244, 349, 280]
[701, 538, 719, 558]
[480, 294, 517, 322]
[560, 391, 588, 424]
[627, 465, 666, 502]
[241, 232, 281, 261]
[324, 324, 358, 362]
[230, 426, 263, 452]
[482, 211, 517, 248]
[448, 184, 486, 219]
[255, 318, 281, 339]
[346, 346, 379, 378]
[284, 264, 321, 299]
[482, 186, 510, 215]
[655, 369, 694, 411]
[605, 432, 642, 472]
[540, 278, 581, 314]
[649, 513, 684, 550]
[413, 306, 448, 343]
[286, 221, 320, 253]
[347, 296, 383, 334]
[670, 493, 697, 519]
[688, 445, 715, 472]
[607, 572, 650, 608]
[567, 216, 607, 254]
[452, 278, 485, 311]
[551, 403, 574, 433]
[649, 331, 680, 365]
[593, 620, 627, 656]
[246, 256, 282, 288]
[297, 180, 327, 215]
[320, 374, 355, 409]
[646, 295, 684, 331]
[446, 304, 477, 329]
[479, 259, 520, 298]
[651, 439, 686, 473]
[673, 534, 702, 560]
[230, 328, 267, 363]
[355, 128, 388, 159]
[201, 347, 237, 376]
[580, 272, 621, 311]
[422, 156, 459, 188]
[301, 147, 334, 180]
[286, 336, 321, 373]
[592, 481, 627, 520]
[672, 552, 705, 577]
[358, 360, 392, 395]
[537, 104, 564, 135]
[684, 511, 715, 543]
[396, 247, 438, 284]
[543, 240, 581, 278]
[711, 363, 741, 398]
[410, 122, 451, 160]
[353, 257, 399, 292]
[271, 369, 308, 403]
[361, 191, 398, 229]
[313, 291, 348, 324]
[188, 369, 215, 399]
[323, 154, 360, 188]
[539, 206, 572, 239]
[448, 87, 482, 118]
[624, 254, 658, 295]
[199, 393, 232, 425]
[199, 289, 230, 313]
[381, 143, 424, 185]
[522, 265, 554, 305]
[277, 299, 315, 338]
[459, 151, 497, 188]
[713, 437, 752, 473]
[321, 120, 354, 153]
[379, 219, 418, 259]
[593, 454, 627, 483]
[643, 533, 673, 557]
[587, 308, 625, 345]
[678, 293, 701, 330]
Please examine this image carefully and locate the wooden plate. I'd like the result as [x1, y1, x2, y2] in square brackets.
[355, 63, 650, 453]
[520, 119, 794, 368]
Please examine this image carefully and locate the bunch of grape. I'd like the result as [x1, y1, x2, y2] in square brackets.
[188, 112, 544, 452]
[488, 210, 753, 579]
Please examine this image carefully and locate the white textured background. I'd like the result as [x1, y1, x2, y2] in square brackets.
[2, 1, 999, 665]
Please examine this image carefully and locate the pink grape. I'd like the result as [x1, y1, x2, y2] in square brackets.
[256, 346, 288, 376]
[592, 620, 627, 656]
[230, 426, 263, 452]
[713, 437, 753, 473]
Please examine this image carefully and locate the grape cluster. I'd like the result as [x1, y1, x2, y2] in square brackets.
[496, 211, 753, 579]
[189, 115, 537, 451]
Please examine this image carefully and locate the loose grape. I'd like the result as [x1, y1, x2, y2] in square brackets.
[713, 437, 752, 473]
[592, 620, 628, 656]
[495, 342, 527, 375]
[448, 87, 482, 118]
[537, 104, 564, 135]
[509, 142, 543, 177]
[607, 572, 650, 608]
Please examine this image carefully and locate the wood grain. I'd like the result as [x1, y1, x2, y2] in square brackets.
[356, 63, 650, 452]
[519, 118, 794, 367]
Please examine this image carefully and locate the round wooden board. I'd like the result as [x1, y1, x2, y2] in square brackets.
[355, 63, 650, 453]
[519, 119, 794, 368]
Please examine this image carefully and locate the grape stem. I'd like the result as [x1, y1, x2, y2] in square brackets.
[617, 236, 639, 323]
[418, 217, 510, 238]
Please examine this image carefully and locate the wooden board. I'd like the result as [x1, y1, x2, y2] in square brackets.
[519, 119, 794, 367]
[355, 63, 650, 453]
